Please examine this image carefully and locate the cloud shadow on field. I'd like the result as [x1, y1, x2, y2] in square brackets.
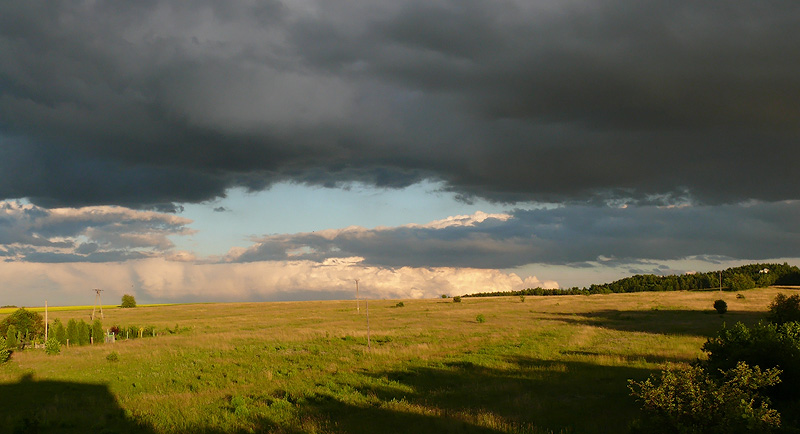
[544, 308, 767, 338]
[292, 356, 657, 434]
[0, 374, 156, 434]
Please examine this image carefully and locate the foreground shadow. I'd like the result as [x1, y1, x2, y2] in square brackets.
[0, 374, 156, 434]
[292, 356, 656, 434]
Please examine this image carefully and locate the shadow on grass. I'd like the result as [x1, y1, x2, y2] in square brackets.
[0, 373, 156, 434]
[545, 309, 767, 338]
[290, 356, 658, 434]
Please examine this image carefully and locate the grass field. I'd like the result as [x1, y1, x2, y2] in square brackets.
[0, 287, 794, 433]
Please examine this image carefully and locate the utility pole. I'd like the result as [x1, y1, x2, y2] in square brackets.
[92, 289, 104, 321]
[366, 299, 371, 350]
[719, 271, 722, 293]
[45, 300, 48, 342]
[355, 279, 360, 313]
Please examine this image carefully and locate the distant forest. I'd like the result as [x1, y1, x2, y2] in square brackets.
[463, 263, 800, 298]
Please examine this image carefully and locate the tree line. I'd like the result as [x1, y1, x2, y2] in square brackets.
[463, 262, 800, 298]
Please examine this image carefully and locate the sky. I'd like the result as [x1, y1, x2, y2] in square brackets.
[1, 1, 799, 306]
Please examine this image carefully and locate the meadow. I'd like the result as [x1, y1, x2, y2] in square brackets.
[0, 288, 792, 433]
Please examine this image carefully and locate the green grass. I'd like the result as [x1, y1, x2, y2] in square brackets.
[0, 287, 794, 433]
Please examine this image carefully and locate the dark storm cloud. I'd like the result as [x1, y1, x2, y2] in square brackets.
[229, 202, 800, 268]
[1, 0, 799, 207]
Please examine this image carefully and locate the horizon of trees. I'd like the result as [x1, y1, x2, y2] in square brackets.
[463, 262, 800, 298]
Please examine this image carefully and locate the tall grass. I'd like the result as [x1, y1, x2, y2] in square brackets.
[0, 288, 792, 433]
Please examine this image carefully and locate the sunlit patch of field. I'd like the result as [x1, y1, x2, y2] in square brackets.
[0, 287, 795, 433]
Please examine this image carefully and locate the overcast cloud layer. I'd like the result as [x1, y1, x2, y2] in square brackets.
[1, 1, 799, 304]
[2, 0, 799, 208]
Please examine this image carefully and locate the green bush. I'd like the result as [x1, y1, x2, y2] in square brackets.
[91, 319, 103, 344]
[121, 294, 137, 308]
[714, 299, 728, 314]
[441, 294, 448, 299]
[77, 320, 90, 346]
[66, 319, 78, 345]
[520, 295, 525, 303]
[126, 325, 140, 339]
[767, 293, 800, 325]
[52, 318, 66, 345]
[0, 337, 11, 363]
[45, 337, 60, 355]
[629, 362, 781, 434]
[453, 296, 461, 303]
[702, 321, 800, 399]
[476, 314, 486, 323]
[736, 293, 746, 299]
[5, 325, 18, 349]
[0, 308, 44, 341]
[395, 302, 405, 308]
[106, 351, 119, 362]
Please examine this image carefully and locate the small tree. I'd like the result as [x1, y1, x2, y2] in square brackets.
[5, 325, 18, 349]
[714, 299, 728, 314]
[45, 337, 60, 355]
[77, 320, 90, 346]
[0, 337, 11, 363]
[767, 293, 800, 325]
[453, 296, 462, 303]
[52, 318, 66, 345]
[0, 308, 44, 340]
[66, 319, 78, 345]
[91, 319, 103, 344]
[121, 294, 137, 308]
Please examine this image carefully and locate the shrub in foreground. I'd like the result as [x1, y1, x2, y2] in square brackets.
[702, 321, 800, 399]
[45, 337, 60, 355]
[476, 314, 486, 323]
[629, 362, 781, 434]
[714, 299, 728, 314]
[0, 337, 11, 363]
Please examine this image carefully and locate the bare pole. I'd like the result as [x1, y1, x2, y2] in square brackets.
[719, 271, 722, 293]
[45, 300, 48, 342]
[355, 279, 360, 313]
[366, 299, 371, 350]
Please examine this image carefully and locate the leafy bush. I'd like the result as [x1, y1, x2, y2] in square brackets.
[45, 337, 60, 355]
[91, 319, 103, 344]
[106, 351, 119, 362]
[395, 302, 405, 308]
[52, 318, 66, 345]
[441, 294, 448, 299]
[453, 296, 461, 303]
[767, 293, 800, 325]
[714, 299, 728, 314]
[0, 337, 11, 363]
[0, 308, 44, 340]
[629, 362, 781, 434]
[5, 325, 18, 349]
[77, 320, 90, 346]
[476, 314, 486, 323]
[520, 295, 525, 303]
[126, 325, 141, 339]
[121, 294, 137, 308]
[736, 293, 746, 299]
[702, 321, 800, 399]
[66, 319, 78, 345]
